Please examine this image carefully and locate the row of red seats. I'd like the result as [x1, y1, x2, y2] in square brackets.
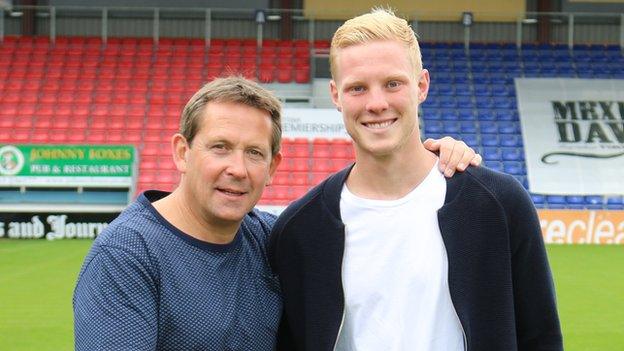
[1, 35, 330, 49]
[2, 45, 312, 58]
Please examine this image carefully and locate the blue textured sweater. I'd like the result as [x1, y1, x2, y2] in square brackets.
[73, 190, 281, 351]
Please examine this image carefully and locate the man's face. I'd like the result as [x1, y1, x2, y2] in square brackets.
[330, 40, 429, 158]
[176, 101, 281, 227]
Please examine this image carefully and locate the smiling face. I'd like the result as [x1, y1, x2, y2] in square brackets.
[174, 101, 281, 229]
[330, 40, 430, 160]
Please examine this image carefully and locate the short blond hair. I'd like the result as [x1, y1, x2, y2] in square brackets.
[329, 8, 423, 79]
[179, 76, 282, 155]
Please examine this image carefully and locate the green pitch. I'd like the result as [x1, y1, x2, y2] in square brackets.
[0, 240, 622, 350]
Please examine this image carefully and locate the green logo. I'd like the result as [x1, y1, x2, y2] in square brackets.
[0, 145, 25, 176]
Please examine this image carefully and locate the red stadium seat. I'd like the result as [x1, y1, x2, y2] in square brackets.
[275, 67, 293, 83]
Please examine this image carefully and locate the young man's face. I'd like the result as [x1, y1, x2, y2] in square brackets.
[175, 101, 281, 228]
[330, 40, 430, 158]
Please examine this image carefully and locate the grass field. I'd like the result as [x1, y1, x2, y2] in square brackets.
[0, 240, 622, 350]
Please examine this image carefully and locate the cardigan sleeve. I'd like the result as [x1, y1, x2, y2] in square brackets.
[503, 178, 563, 351]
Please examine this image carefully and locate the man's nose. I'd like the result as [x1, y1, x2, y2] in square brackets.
[365, 87, 389, 114]
[225, 151, 247, 179]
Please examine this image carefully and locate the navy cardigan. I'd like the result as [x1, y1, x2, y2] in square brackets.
[269, 165, 563, 351]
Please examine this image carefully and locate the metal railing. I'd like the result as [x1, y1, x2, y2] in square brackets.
[2, 5, 624, 49]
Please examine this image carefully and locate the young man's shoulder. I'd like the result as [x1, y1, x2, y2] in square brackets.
[443, 166, 536, 223]
[462, 166, 529, 202]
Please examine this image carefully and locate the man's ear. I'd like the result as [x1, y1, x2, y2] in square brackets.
[266, 151, 283, 186]
[417, 69, 430, 103]
[172, 134, 189, 173]
[330, 80, 342, 112]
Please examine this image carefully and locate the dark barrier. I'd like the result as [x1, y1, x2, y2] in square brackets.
[0, 212, 119, 240]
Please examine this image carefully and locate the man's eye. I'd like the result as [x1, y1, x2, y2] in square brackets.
[387, 81, 401, 88]
[350, 86, 364, 93]
[248, 149, 264, 158]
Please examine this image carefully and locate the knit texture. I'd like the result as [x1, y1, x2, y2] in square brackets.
[74, 190, 281, 351]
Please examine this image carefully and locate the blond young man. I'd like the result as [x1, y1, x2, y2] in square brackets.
[269, 9, 562, 351]
[73, 76, 478, 350]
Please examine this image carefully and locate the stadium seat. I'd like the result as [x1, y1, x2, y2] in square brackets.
[606, 196, 624, 210]
[585, 196, 604, 209]
[531, 194, 546, 208]
[546, 195, 567, 209]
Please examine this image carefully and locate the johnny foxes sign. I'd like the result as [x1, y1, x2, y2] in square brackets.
[515, 78, 624, 195]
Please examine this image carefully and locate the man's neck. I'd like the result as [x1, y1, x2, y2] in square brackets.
[152, 190, 240, 244]
[346, 143, 437, 200]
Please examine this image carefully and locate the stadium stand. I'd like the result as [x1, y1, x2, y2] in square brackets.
[0, 36, 622, 209]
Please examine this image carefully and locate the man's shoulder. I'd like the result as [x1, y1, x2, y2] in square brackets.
[92, 197, 161, 255]
[446, 166, 533, 213]
[244, 208, 278, 240]
[463, 166, 527, 198]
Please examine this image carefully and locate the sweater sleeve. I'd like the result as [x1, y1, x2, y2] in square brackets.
[73, 245, 158, 351]
[504, 179, 563, 351]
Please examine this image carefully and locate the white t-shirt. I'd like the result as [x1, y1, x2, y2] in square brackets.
[335, 162, 464, 351]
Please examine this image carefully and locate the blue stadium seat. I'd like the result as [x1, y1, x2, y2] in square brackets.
[422, 107, 442, 120]
[531, 193, 546, 208]
[494, 108, 517, 121]
[456, 96, 473, 109]
[437, 83, 454, 95]
[477, 109, 496, 121]
[443, 121, 461, 134]
[476, 98, 494, 109]
[439, 96, 456, 108]
[503, 161, 524, 175]
[470, 64, 488, 73]
[491, 84, 510, 96]
[499, 122, 519, 134]
[564, 196, 584, 209]
[479, 121, 498, 134]
[458, 108, 475, 120]
[557, 68, 576, 77]
[480, 134, 500, 146]
[473, 84, 491, 96]
[455, 83, 472, 95]
[493, 96, 512, 109]
[546, 195, 567, 209]
[425, 96, 440, 108]
[461, 133, 479, 147]
[500, 134, 522, 147]
[460, 121, 478, 133]
[453, 76, 471, 84]
[486, 160, 504, 172]
[501, 147, 524, 161]
[440, 108, 459, 120]
[483, 147, 502, 161]
[424, 120, 444, 134]
[585, 196, 604, 209]
[424, 133, 443, 140]
[540, 61, 556, 70]
[606, 196, 624, 210]
[431, 73, 452, 84]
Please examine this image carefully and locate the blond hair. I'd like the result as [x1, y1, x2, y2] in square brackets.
[329, 8, 422, 79]
[179, 76, 282, 155]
